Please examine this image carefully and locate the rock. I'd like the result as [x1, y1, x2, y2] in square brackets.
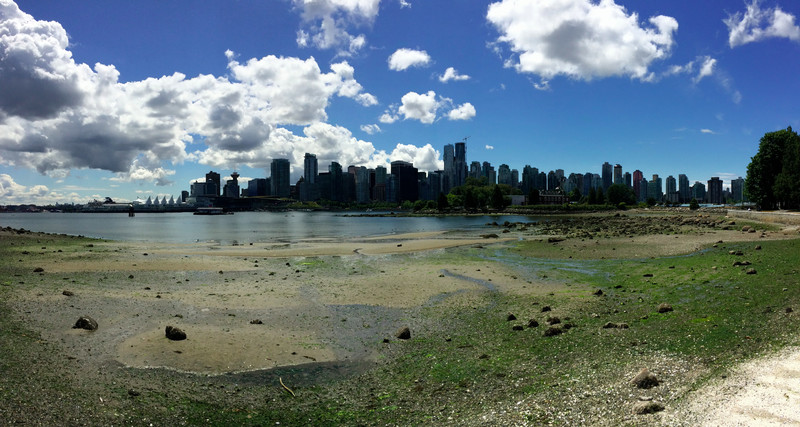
[786, 307, 793, 313]
[746, 268, 757, 275]
[165, 325, 187, 341]
[73, 316, 98, 331]
[543, 326, 563, 337]
[633, 401, 664, 415]
[657, 303, 673, 313]
[33, 267, 44, 273]
[511, 325, 524, 331]
[631, 368, 659, 389]
[128, 389, 141, 397]
[755, 245, 762, 250]
[733, 260, 752, 266]
[506, 313, 517, 321]
[62, 290, 74, 296]
[642, 273, 653, 278]
[593, 289, 604, 296]
[547, 237, 564, 243]
[602, 322, 618, 329]
[528, 319, 539, 328]
[546, 316, 561, 325]
[250, 319, 263, 325]
[481, 233, 499, 239]
[617, 323, 629, 329]
[541, 305, 552, 313]
[395, 326, 411, 340]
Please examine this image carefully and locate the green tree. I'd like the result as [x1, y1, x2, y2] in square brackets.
[490, 185, 505, 209]
[745, 127, 800, 209]
[595, 187, 605, 205]
[606, 183, 635, 206]
[568, 188, 582, 202]
[528, 189, 540, 205]
[464, 187, 478, 211]
[587, 187, 597, 204]
[689, 198, 700, 210]
[437, 192, 449, 211]
[773, 135, 800, 209]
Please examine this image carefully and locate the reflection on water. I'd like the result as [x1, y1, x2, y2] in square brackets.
[0, 211, 539, 244]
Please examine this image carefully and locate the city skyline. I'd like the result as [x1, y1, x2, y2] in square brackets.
[1, 1, 799, 204]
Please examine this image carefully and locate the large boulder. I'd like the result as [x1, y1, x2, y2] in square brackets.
[73, 316, 98, 331]
[631, 368, 659, 389]
[165, 325, 187, 341]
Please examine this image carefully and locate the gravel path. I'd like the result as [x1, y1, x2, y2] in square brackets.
[671, 346, 800, 426]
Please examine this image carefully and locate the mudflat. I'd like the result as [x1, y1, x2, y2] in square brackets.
[1, 209, 799, 425]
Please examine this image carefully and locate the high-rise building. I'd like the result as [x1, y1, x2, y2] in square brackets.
[372, 166, 387, 201]
[613, 164, 623, 185]
[391, 160, 418, 203]
[428, 170, 444, 200]
[665, 175, 678, 203]
[223, 171, 240, 198]
[649, 174, 663, 201]
[707, 177, 723, 204]
[523, 166, 538, 193]
[583, 172, 593, 196]
[638, 178, 648, 202]
[602, 162, 612, 191]
[328, 162, 344, 202]
[692, 182, 706, 202]
[469, 161, 482, 179]
[624, 172, 631, 187]
[270, 159, 291, 197]
[511, 169, 519, 188]
[353, 166, 370, 203]
[547, 170, 557, 190]
[731, 177, 745, 203]
[678, 174, 690, 203]
[632, 170, 644, 200]
[454, 142, 467, 188]
[498, 164, 512, 186]
[304, 153, 318, 184]
[205, 171, 221, 196]
[443, 144, 455, 193]
[248, 178, 268, 197]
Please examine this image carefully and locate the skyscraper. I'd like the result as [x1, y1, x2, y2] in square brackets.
[731, 177, 745, 203]
[613, 164, 623, 185]
[498, 164, 512, 186]
[632, 170, 643, 200]
[443, 144, 454, 193]
[665, 175, 677, 203]
[303, 153, 318, 184]
[707, 177, 723, 204]
[602, 162, 612, 191]
[391, 160, 418, 203]
[270, 159, 291, 197]
[678, 174, 690, 203]
[454, 142, 467, 188]
[205, 171, 221, 196]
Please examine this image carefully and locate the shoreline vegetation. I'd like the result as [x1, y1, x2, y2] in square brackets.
[1, 209, 799, 425]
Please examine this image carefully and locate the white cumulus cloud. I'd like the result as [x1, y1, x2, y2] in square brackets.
[486, 0, 678, 83]
[388, 48, 431, 71]
[439, 67, 470, 82]
[360, 124, 381, 134]
[291, 0, 381, 55]
[725, 0, 800, 47]
[398, 91, 441, 123]
[447, 102, 476, 121]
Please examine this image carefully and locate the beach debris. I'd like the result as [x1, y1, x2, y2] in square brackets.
[395, 326, 411, 340]
[250, 319, 263, 325]
[746, 268, 757, 275]
[633, 401, 664, 415]
[631, 368, 659, 389]
[543, 326, 563, 337]
[528, 319, 539, 328]
[73, 316, 98, 331]
[165, 325, 186, 341]
[279, 377, 296, 397]
[506, 313, 517, 321]
[62, 290, 74, 296]
[657, 303, 673, 313]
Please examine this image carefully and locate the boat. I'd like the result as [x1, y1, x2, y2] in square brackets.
[193, 207, 232, 215]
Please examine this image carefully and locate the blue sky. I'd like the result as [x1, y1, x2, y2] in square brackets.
[1, 0, 798, 204]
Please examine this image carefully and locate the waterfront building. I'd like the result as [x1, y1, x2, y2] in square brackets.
[665, 175, 678, 203]
[602, 162, 612, 191]
[632, 170, 644, 201]
[731, 177, 745, 203]
[223, 172, 240, 198]
[624, 172, 631, 187]
[707, 177, 723, 204]
[373, 165, 387, 201]
[443, 144, 455, 193]
[692, 182, 706, 202]
[391, 160, 418, 203]
[353, 166, 370, 203]
[469, 161, 482, 180]
[428, 170, 444, 200]
[270, 159, 291, 198]
[248, 179, 268, 197]
[678, 174, 690, 203]
[613, 164, 623, 185]
[498, 164, 512, 186]
[205, 171, 221, 197]
[454, 142, 467, 188]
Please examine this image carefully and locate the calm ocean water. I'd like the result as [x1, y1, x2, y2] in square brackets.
[0, 212, 536, 244]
